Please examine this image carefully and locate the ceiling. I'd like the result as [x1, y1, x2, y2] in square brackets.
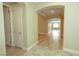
[38, 6, 64, 19]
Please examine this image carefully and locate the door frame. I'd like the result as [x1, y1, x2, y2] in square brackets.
[3, 3, 26, 49]
[3, 3, 14, 46]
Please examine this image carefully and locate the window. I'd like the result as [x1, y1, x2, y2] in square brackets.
[53, 23, 59, 28]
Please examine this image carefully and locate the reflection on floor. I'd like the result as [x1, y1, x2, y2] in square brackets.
[6, 45, 26, 56]
[38, 30, 61, 50]
[48, 30, 61, 50]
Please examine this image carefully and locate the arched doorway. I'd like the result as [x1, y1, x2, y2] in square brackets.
[37, 5, 64, 50]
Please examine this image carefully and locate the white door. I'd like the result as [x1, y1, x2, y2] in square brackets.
[3, 6, 11, 46]
[12, 5, 23, 48]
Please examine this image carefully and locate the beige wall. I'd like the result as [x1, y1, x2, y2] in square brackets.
[38, 14, 48, 33]
[0, 3, 6, 55]
[25, 3, 38, 48]
[64, 3, 79, 51]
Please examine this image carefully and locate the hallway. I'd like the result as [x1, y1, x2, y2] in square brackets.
[38, 30, 61, 50]
[38, 6, 64, 51]
[0, 2, 79, 56]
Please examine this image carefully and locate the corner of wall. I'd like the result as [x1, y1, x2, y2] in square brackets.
[23, 41, 38, 51]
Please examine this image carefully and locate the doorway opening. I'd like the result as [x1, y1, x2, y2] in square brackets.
[37, 6, 64, 50]
[3, 2, 26, 56]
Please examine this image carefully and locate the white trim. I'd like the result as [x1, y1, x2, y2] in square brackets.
[23, 41, 38, 51]
[9, 7, 15, 47]
[3, 3, 15, 47]
[63, 48, 79, 55]
[27, 41, 38, 51]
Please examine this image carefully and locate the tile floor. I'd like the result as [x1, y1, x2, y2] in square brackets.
[6, 34, 78, 56]
[24, 42, 77, 56]
[6, 29, 78, 56]
[6, 43, 78, 56]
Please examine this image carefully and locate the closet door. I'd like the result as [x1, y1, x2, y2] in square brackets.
[12, 5, 23, 48]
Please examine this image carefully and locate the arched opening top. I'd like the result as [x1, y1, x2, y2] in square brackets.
[37, 5, 64, 20]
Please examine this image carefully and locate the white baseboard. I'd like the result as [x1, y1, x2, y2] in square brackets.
[63, 48, 79, 55]
[23, 41, 38, 51]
